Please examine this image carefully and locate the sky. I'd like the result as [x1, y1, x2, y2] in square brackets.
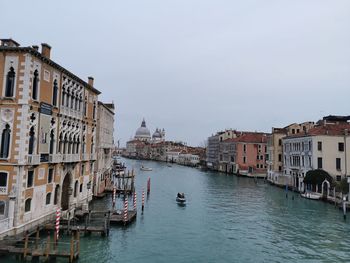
[1, 0, 349, 147]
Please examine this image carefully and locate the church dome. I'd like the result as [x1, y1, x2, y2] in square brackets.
[152, 128, 162, 139]
[135, 119, 151, 139]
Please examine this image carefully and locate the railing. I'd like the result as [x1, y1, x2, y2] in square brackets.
[61, 106, 83, 120]
[27, 154, 40, 165]
[62, 154, 80, 163]
[0, 186, 7, 195]
[49, 154, 62, 163]
[0, 217, 10, 233]
[82, 153, 90, 161]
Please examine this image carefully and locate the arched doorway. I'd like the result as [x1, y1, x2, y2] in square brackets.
[61, 173, 71, 210]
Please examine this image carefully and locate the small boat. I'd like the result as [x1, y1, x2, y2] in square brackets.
[176, 193, 186, 204]
[301, 192, 321, 200]
[140, 166, 152, 171]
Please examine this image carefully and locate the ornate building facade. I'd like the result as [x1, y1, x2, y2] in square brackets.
[0, 39, 102, 238]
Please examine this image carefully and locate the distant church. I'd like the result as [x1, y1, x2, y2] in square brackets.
[134, 118, 165, 143]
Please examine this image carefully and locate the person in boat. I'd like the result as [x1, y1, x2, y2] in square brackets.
[177, 192, 185, 199]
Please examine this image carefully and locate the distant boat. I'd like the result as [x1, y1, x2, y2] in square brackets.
[140, 166, 152, 171]
[301, 192, 321, 200]
[167, 164, 172, 167]
[176, 193, 186, 204]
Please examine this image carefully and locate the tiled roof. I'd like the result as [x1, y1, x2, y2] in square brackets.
[285, 123, 350, 138]
[223, 132, 268, 143]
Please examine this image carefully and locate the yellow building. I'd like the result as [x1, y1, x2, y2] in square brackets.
[0, 39, 101, 238]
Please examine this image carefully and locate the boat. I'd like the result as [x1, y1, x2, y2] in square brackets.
[140, 166, 152, 171]
[167, 164, 172, 167]
[300, 192, 322, 200]
[176, 193, 186, 204]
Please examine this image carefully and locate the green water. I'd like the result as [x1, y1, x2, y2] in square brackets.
[3, 158, 350, 262]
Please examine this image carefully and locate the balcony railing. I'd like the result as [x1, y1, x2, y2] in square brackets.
[62, 154, 80, 163]
[0, 186, 7, 195]
[49, 154, 62, 163]
[82, 153, 90, 161]
[27, 154, 40, 165]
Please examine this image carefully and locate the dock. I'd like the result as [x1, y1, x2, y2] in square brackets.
[110, 210, 137, 225]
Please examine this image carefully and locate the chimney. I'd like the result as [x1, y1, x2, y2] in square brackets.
[41, 43, 51, 59]
[88, 76, 94, 86]
[32, 45, 39, 51]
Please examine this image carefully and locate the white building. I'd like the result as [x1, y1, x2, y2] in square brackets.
[283, 121, 350, 192]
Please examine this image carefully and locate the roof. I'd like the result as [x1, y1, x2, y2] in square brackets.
[285, 123, 350, 139]
[0, 46, 101, 95]
[223, 132, 268, 143]
[98, 101, 115, 115]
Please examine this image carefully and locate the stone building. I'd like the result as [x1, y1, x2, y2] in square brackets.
[93, 102, 115, 195]
[0, 39, 101, 238]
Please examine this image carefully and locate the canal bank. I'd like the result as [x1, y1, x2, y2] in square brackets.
[3, 157, 350, 262]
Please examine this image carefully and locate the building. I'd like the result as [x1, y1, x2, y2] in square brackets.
[206, 133, 221, 170]
[93, 102, 115, 196]
[0, 39, 101, 238]
[267, 122, 314, 185]
[283, 118, 350, 192]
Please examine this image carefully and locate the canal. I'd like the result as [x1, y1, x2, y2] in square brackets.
[6, 158, 350, 262]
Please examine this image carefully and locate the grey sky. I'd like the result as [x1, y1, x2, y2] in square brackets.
[2, 0, 349, 146]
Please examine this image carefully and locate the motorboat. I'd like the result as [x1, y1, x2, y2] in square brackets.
[176, 193, 186, 204]
[300, 192, 322, 200]
[140, 166, 152, 171]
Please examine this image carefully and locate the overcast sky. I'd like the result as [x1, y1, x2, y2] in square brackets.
[2, 0, 349, 146]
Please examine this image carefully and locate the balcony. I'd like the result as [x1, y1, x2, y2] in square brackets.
[49, 154, 62, 163]
[82, 153, 90, 161]
[91, 153, 97, 160]
[62, 154, 80, 163]
[27, 155, 40, 165]
[0, 186, 7, 195]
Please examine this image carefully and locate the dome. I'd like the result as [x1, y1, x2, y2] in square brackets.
[135, 119, 151, 139]
[152, 128, 162, 139]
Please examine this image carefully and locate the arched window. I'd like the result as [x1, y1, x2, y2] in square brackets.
[58, 133, 63, 153]
[28, 127, 35, 155]
[25, 198, 31, 212]
[52, 80, 58, 106]
[49, 130, 55, 154]
[76, 138, 80, 154]
[79, 183, 83, 193]
[54, 185, 60, 205]
[63, 134, 67, 154]
[0, 124, 11, 158]
[66, 88, 70, 107]
[32, 70, 39, 100]
[46, 192, 51, 205]
[74, 181, 78, 197]
[61, 87, 65, 106]
[91, 137, 94, 154]
[0, 201, 5, 216]
[0, 172, 8, 193]
[70, 93, 74, 109]
[68, 135, 72, 154]
[5, 67, 15, 97]
[93, 102, 96, 119]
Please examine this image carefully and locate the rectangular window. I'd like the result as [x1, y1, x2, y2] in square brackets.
[336, 175, 342, 182]
[278, 166, 282, 171]
[317, 157, 323, 169]
[336, 158, 341, 171]
[243, 156, 246, 163]
[278, 154, 282, 162]
[48, 168, 53, 183]
[338, 142, 344, 152]
[317, 141, 322, 151]
[81, 164, 85, 176]
[278, 139, 282, 146]
[243, 144, 246, 152]
[27, 170, 34, 188]
[0, 172, 8, 194]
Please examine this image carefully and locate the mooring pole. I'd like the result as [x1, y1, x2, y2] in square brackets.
[70, 234, 74, 263]
[142, 188, 145, 212]
[45, 231, 50, 261]
[35, 226, 39, 249]
[23, 231, 29, 259]
[147, 177, 151, 195]
[343, 196, 347, 220]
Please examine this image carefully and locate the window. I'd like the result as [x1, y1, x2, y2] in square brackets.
[74, 181, 78, 197]
[32, 70, 39, 100]
[317, 157, 323, 169]
[81, 164, 85, 176]
[25, 199, 31, 212]
[278, 139, 282, 146]
[317, 141, 322, 151]
[243, 144, 246, 152]
[336, 158, 341, 171]
[93, 103, 96, 119]
[0, 201, 5, 215]
[292, 129, 295, 134]
[278, 154, 282, 162]
[0, 124, 11, 158]
[46, 193, 51, 205]
[336, 175, 342, 182]
[80, 183, 83, 193]
[5, 67, 15, 97]
[243, 156, 246, 163]
[61, 88, 65, 106]
[54, 185, 59, 205]
[48, 168, 54, 183]
[0, 172, 8, 194]
[339, 142, 344, 152]
[52, 80, 58, 106]
[27, 170, 34, 188]
[49, 130, 55, 154]
[28, 127, 35, 154]
[278, 166, 282, 171]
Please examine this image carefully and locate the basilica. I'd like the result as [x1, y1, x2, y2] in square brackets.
[134, 119, 165, 143]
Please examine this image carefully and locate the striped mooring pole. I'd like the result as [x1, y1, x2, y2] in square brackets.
[147, 177, 151, 194]
[112, 187, 116, 209]
[142, 188, 145, 211]
[133, 191, 137, 211]
[55, 207, 61, 242]
[123, 198, 128, 225]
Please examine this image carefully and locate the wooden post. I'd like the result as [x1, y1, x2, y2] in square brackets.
[45, 231, 51, 261]
[334, 188, 337, 207]
[23, 231, 29, 259]
[76, 229, 80, 258]
[107, 210, 111, 236]
[53, 229, 57, 249]
[84, 215, 88, 235]
[70, 234, 74, 263]
[35, 227, 39, 249]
